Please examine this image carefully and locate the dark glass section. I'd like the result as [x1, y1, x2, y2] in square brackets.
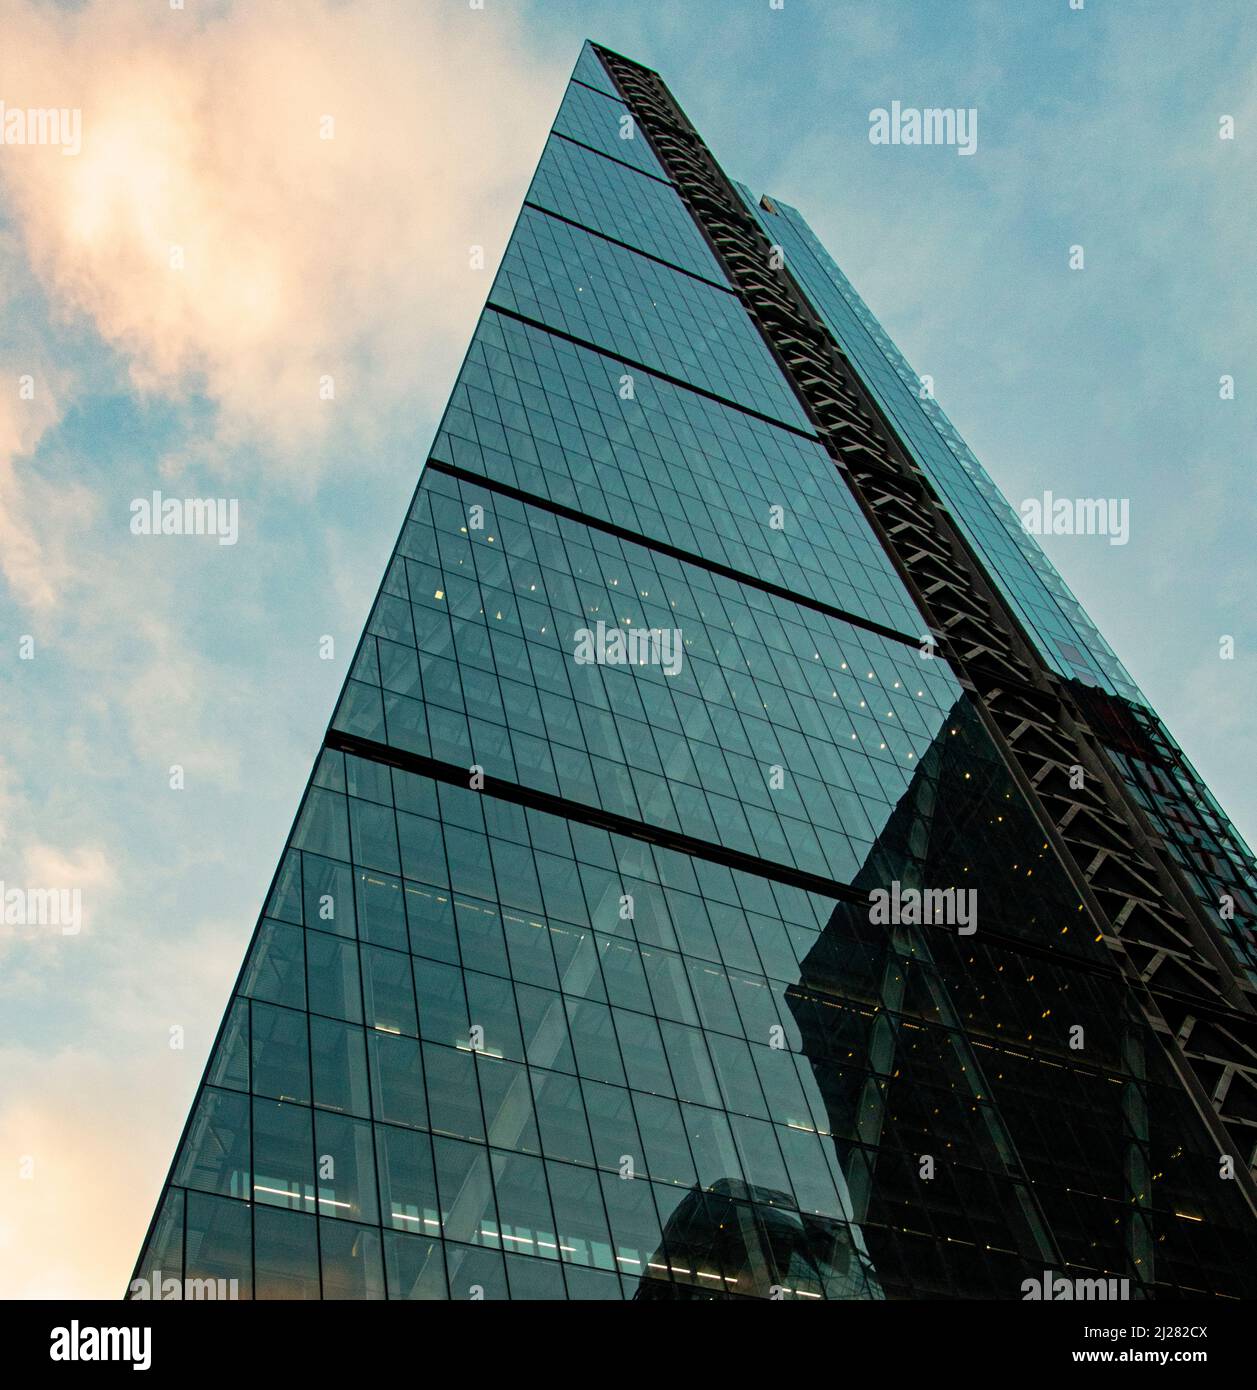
[635, 1180, 880, 1301]
[786, 696, 1257, 1299]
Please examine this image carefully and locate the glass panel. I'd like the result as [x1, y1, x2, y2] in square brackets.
[310, 1016, 371, 1117]
[240, 920, 305, 1010]
[478, 1054, 541, 1154]
[546, 1161, 615, 1269]
[255, 1206, 319, 1300]
[377, 1124, 439, 1238]
[320, 1220, 386, 1299]
[433, 1137, 498, 1248]
[303, 855, 356, 939]
[531, 1069, 593, 1166]
[383, 1231, 447, 1300]
[361, 944, 419, 1036]
[356, 869, 408, 951]
[184, 1192, 251, 1300]
[444, 1242, 508, 1301]
[129, 1187, 184, 1300]
[250, 1002, 310, 1104]
[206, 999, 249, 1093]
[315, 1112, 379, 1224]
[306, 933, 362, 1024]
[491, 1150, 559, 1262]
[423, 1043, 483, 1142]
[174, 1087, 250, 1200]
[367, 1031, 428, 1130]
[252, 1099, 313, 1212]
[504, 1253, 567, 1299]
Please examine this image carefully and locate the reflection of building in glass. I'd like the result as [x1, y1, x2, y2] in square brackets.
[784, 697, 1112, 1297]
[129, 40, 1257, 1300]
[634, 1179, 881, 1301]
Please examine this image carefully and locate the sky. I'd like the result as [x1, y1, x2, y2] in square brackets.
[0, 0, 1253, 1298]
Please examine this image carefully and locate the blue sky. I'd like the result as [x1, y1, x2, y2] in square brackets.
[0, 0, 1252, 1296]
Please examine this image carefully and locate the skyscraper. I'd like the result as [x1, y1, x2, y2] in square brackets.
[130, 40, 1257, 1301]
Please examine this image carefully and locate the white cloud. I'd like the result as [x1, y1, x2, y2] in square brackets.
[0, 0, 560, 606]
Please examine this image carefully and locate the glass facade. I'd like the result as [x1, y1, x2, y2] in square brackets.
[740, 189, 1257, 982]
[131, 41, 1257, 1300]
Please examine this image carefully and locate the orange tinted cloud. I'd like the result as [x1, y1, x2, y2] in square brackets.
[0, 0, 563, 1300]
[0, 0, 557, 521]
